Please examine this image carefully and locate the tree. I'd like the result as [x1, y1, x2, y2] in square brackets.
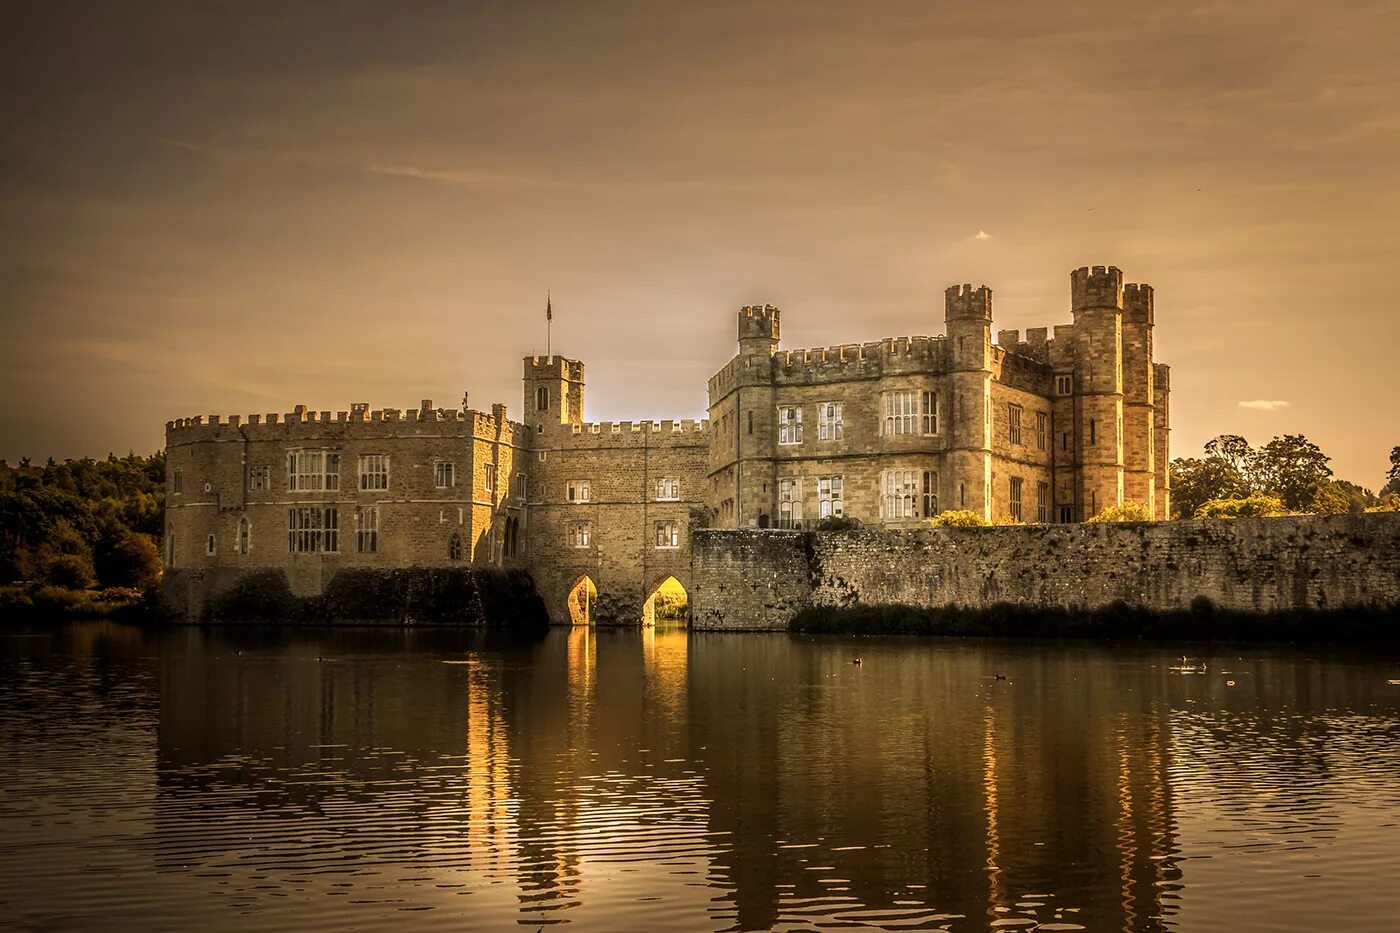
[1086, 501, 1153, 523]
[1251, 434, 1333, 512]
[97, 533, 162, 590]
[1169, 456, 1250, 519]
[1383, 446, 1400, 499]
[1204, 434, 1253, 477]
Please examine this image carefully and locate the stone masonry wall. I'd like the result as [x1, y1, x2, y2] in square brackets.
[688, 515, 1400, 631]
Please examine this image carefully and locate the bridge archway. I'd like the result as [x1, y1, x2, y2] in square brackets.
[566, 575, 599, 626]
[642, 576, 689, 627]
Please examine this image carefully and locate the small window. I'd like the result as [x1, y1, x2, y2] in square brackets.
[1009, 477, 1023, 522]
[536, 386, 549, 411]
[1036, 482, 1049, 523]
[778, 406, 803, 445]
[922, 470, 938, 517]
[656, 478, 680, 501]
[249, 465, 271, 491]
[435, 461, 456, 488]
[357, 507, 378, 553]
[358, 455, 389, 491]
[483, 463, 496, 493]
[237, 518, 250, 555]
[569, 522, 591, 548]
[205, 534, 217, 556]
[818, 476, 843, 518]
[747, 410, 754, 435]
[448, 533, 463, 561]
[1089, 419, 1097, 446]
[818, 402, 844, 441]
[1062, 432, 1070, 452]
[1056, 374, 1072, 395]
[920, 391, 938, 435]
[567, 480, 591, 503]
[167, 532, 175, 567]
[655, 520, 680, 549]
[1036, 412, 1048, 451]
[1008, 404, 1023, 445]
[173, 469, 183, 494]
[779, 478, 803, 528]
[1059, 504, 1074, 523]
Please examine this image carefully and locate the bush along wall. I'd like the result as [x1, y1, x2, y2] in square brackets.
[202, 567, 548, 629]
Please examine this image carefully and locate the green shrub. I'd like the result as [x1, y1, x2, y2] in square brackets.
[1194, 493, 1286, 520]
[45, 552, 97, 589]
[813, 516, 858, 531]
[928, 510, 990, 528]
[1085, 501, 1153, 523]
[209, 569, 296, 622]
[1366, 494, 1400, 513]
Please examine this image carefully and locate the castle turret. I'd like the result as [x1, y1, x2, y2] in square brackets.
[945, 284, 994, 519]
[1122, 283, 1157, 516]
[522, 356, 585, 434]
[738, 304, 780, 359]
[1070, 266, 1125, 519]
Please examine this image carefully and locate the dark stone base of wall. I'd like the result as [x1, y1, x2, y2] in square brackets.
[162, 567, 548, 628]
[791, 600, 1400, 644]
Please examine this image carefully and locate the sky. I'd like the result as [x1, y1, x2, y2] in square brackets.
[2, 0, 1397, 487]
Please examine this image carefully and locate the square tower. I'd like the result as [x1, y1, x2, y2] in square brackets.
[522, 356, 585, 434]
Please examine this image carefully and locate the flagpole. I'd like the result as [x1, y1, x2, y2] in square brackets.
[546, 290, 552, 359]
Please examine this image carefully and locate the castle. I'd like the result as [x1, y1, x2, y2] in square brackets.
[164, 264, 1170, 624]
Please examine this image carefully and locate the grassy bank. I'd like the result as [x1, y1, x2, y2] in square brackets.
[789, 600, 1400, 644]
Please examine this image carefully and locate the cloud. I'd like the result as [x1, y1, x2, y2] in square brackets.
[1238, 399, 1292, 411]
[973, 230, 992, 240]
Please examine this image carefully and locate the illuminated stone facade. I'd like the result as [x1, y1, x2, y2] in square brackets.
[164, 264, 1171, 624]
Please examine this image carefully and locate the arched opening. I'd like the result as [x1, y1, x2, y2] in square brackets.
[642, 576, 689, 627]
[566, 575, 598, 626]
[536, 385, 549, 411]
[448, 532, 463, 561]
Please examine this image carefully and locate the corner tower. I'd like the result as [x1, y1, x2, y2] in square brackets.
[738, 304, 780, 359]
[1122, 283, 1157, 516]
[945, 284, 994, 519]
[522, 355, 585, 434]
[1070, 265, 1125, 519]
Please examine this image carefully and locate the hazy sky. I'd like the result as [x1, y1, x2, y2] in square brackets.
[3, 1, 1398, 486]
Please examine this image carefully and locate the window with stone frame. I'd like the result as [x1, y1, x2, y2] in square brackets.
[1059, 504, 1074, 523]
[172, 469, 183, 494]
[1036, 412, 1048, 450]
[569, 521, 591, 548]
[817, 402, 843, 441]
[778, 478, 804, 528]
[920, 390, 938, 435]
[448, 533, 463, 560]
[237, 518, 250, 555]
[882, 470, 919, 520]
[778, 406, 803, 445]
[536, 386, 549, 411]
[1008, 404, 1023, 445]
[818, 476, 843, 518]
[249, 465, 271, 491]
[358, 455, 389, 490]
[287, 450, 340, 492]
[1056, 374, 1072, 395]
[435, 460, 457, 489]
[287, 506, 339, 553]
[483, 463, 496, 493]
[1009, 477, 1024, 522]
[656, 478, 680, 501]
[566, 480, 591, 503]
[922, 470, 939, 517]
[1036, 482, 1049, 523]
[654, 520, 680, 548]
[205, 534, 216, 556]
[883, 391, 918, 435]
[356, 506, 378, 553]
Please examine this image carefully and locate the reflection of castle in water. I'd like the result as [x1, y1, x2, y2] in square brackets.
[155, 629, 1180, 929]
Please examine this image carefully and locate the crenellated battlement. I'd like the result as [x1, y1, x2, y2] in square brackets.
[945, 283, 993, 321]
[1123, 283, 1154, 324]
[165, 402, 530, 446]
[738, 304, 780, 341]
[1071, 265, 1123, 311]
[1153, 362, 1171, 392]
[523, 355, 585, 380]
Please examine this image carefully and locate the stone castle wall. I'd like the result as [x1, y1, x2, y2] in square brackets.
[688, 515, 1400, 631]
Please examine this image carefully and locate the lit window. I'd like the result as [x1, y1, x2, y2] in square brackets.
[569, 522, 592, 548]
[1056, 374, 1072, 395]
[205, 534, 216, 556]
[882, 470, 918, 519]
[1009, 404, 1023, 445]
[778, 478, 803, 528]
[922, 471, 938, 517]
[1036, 412, 1047, 451]
[818, 476, 843, 518]
[287, 507, 339, 553]
[358, 454, 389, 490]
[287, 450, 340, 492]
[357, 507, 378, 553]
[655, 520, 680, 548]
[1009, 477, 1024, 522]
[567, 480, 591, 503]
[818, 402, 843, 441]
[778, 406, 803, 445]
[248, 465, 271, 491]
[173, 469, 183, 494]
[435, 461, 456, 488]
[656, 478, 680, 501]
[1036, 482, 1049, 523]
[237, 518, 250, 555]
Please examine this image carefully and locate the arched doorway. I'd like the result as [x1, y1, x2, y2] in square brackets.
[566, 576, 598, 626]
[642, 576, 689, 627]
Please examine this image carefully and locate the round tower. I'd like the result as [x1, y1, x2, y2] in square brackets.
[1070, 265, 1125, 519]
[945, 284, 993, 520]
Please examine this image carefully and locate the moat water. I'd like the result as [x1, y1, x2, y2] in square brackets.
[2, 622, 1399, 932]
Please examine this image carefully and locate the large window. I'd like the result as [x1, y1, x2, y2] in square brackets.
[882, 470, 918, 520]
[288, 450, 340, 492]
[656, 478, 680, 501]
[778, 406, 803, 445]
[655, 520, 680, 548]
[435, 460, 456, 489]
[818, 476, 843, 518]
[358, 454, 389, 490]
[569, 522, 591, 548]
[922, 470, 938, 517]
[249, 465, 270, 491]
[778, 478, 803, 528]
[1009, 477, 1024, 522]
[884, 391, 938, 436]
[921, 391, 938, 435]
[1036, 482, 1049, 523]
[1009, 404, 1023, 445]
[357, 506, 378, 553]
[567, 480, 591, 503]
[288, 506, 339, 553]
[818, 402, 843, 441]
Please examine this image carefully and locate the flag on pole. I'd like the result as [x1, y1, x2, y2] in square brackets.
[546, 291, 552, 322]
